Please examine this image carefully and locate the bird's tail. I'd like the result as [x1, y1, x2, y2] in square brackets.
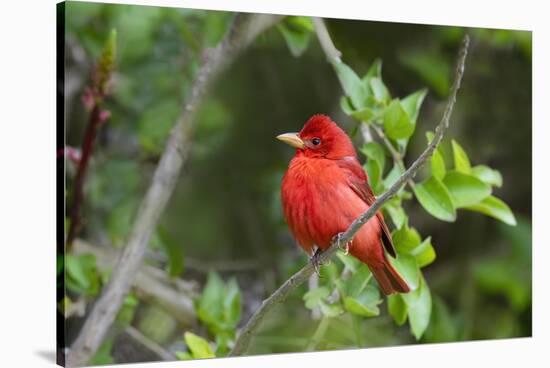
[371, 257, 410, 295]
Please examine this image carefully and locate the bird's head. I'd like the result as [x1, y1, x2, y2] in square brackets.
[277, 114, 356, 159]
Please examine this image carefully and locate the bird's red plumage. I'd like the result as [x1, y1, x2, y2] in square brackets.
[280, 114, 409, 295]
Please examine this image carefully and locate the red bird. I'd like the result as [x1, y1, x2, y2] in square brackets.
[278, 114, 410, 295]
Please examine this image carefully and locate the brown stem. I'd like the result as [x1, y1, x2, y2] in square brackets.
[66, 104, 102, 247]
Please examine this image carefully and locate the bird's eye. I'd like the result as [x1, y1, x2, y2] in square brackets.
[311, 137, 321, 146]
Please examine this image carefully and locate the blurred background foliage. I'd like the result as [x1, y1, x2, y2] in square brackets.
[62, 1, 531, 364]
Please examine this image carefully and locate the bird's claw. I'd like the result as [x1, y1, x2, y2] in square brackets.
[343, 242, 350, 255]
[310, 248, 323, 276]
[332, 232, 351, 255]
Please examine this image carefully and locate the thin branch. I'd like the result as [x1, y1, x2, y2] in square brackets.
[66, 14, 283, 367]
[368, 124, 416, 189]
[124, 326, 176, 361]
[72, 239, 197, 325]
[312, 17, 341, 61]
[228, 32, 469, 357]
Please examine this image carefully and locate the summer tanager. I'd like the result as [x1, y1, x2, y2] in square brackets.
[278, 114, 410, 295]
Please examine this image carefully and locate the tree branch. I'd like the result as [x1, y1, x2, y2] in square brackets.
[72, 239, 197, 325]
[228, 29, 470, 357]
[66, 13, 283, 367]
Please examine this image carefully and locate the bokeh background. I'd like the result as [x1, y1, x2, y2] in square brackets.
[62, 1, 531, 364]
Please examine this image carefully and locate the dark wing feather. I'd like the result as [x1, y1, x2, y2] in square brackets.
[337, 156, 397, 258]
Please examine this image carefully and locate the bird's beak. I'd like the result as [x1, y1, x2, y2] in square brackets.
[276, 132, 305, 149]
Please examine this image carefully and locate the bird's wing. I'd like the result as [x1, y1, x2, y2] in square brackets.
[337, 156, 397, 258]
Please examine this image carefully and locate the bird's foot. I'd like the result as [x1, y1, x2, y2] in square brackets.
[343, 242, 351, 255]
[331, 232, 351, 255]
[310, 247, 323, 276]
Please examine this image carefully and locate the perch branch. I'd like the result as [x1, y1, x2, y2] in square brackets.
[228, 32, 469, 357]
[66, 13, 283, 367]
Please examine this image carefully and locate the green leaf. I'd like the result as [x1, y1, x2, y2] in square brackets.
[223, 278, 241, 327]
[184, 332, 215, 359]
[277, 17, 313, 57]
[384, 198, 407, 229]
[336, 252, 361, 272]
[363, 58, 382, 81]
[351, 107, 378, 122]
[411, 237, 436, 268]
[383, 99, 414, 140]
[331, 60, 367, 109]
[388, 294, 408, 326]
[175, 352, 192, 360]
[471, 165, 503, 187]
[443, 171, 491, 208]
[156, 226, 184, 277]
[402, 275, 432, 340]
[319, 301, 344, 317]
[465, 195, 516, 226]
[451, 140, 471, 173]
[345, 265, 373, 297]
[401, 88, 427, 123]
[364, 161, 382, 194]
[89, 338, 115, 365]
[340, 96, 355, 115]
[361, 142, 386, 173]
[423, 296, 457, 342]
[197, 272, 225, 326]
[413, 177, 456, 222]
[392, 224, 421, 254]
[343, 285, 382, 317]
[430, 149, 446, 180]
[303, 286, 330, 309]
[65, 254, 101, 296]
[116, 294, 138, 326]
[425, 131, 446, 180]
[388, 254, 420, 291]
[369, 77, 390, 104]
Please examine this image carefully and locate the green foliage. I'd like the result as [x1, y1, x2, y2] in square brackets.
[116, 294, 138, 325]
[195, 272, 242, 353]
[153, 226, 185, 277]
[137, 99, 179, 155]
[384, 99, 414, 140]
[88, 338, 115, 365]
[399, 49, 451, 96]
[402, 276, 432, 339]
[277, 16, 314, 57]
[413, 177, 456, 221]
[443, 171, 491, 208]
[65, 254, 101, 296]
[64, 5, 529, 359]
[92, 28, 117, 96]
[474, 218, 531, 311]
[332, 55, 518, 341]
[176, 332, 216, 360]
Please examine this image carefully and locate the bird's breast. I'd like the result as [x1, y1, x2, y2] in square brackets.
[281, 157, 371, 253]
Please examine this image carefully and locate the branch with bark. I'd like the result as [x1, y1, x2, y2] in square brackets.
[72, 239, 197, 325]
[66, 13, 283, 367]
[228, 27, 470, 357]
